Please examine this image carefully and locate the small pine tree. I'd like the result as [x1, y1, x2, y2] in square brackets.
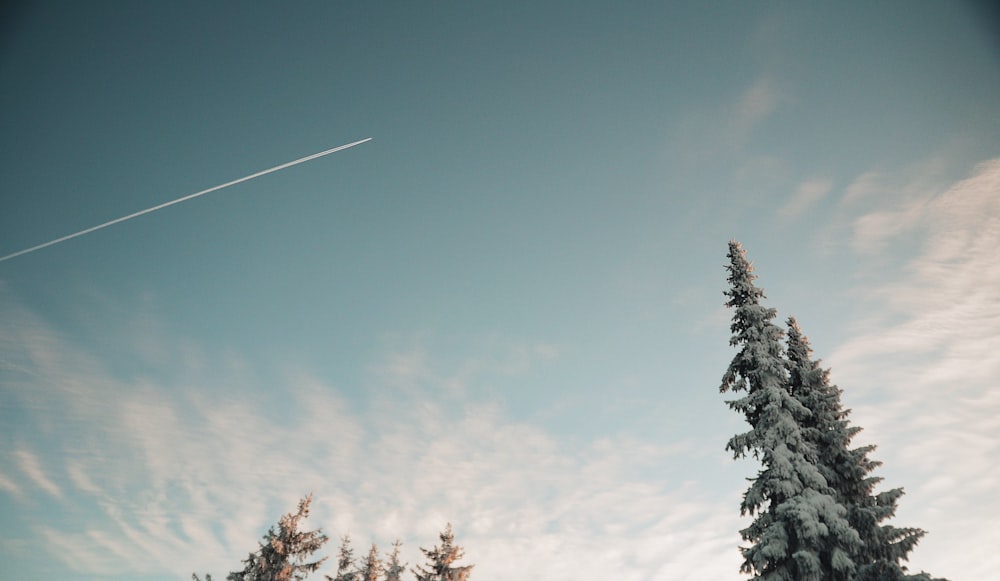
[326, 535, 359, 581]
[358, 544, 382, 581]
[412, 524, 473, 581]
[721, 241, 860, 580]
[226, 494, 328, 581]
[382, 540, 407, 581]
[785, 317, 942, 581]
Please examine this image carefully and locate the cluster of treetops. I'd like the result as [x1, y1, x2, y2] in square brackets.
[193, 497, 472, 581]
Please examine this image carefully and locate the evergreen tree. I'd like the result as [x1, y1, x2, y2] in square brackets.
[382, 540, 407, 581]
[226, 494, 328, 581]
[412, 524, 473, 581]
[785, 317, 940, 581]
[327, 535, 359, 581]
[721, 240, 860, 580]
[358, 544, 382, 581]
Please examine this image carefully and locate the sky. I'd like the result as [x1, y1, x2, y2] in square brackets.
[0, 2, 998, 580]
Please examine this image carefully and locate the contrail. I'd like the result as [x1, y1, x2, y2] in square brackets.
[0, 137, 373, 263]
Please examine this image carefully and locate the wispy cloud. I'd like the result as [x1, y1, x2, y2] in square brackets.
[816, 156, 956, 257]
[0, 471, 23, 499]
[13, 449, 63, 500]
[730, 77, 786, 146]
[667, 75, 790, 167]
[832, 158, 1000, 380]
[827, 157, 1000, 579]
[779, 178, 833, 219]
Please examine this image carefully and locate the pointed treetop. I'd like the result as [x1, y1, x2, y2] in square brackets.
[382, 539, 407, 581]
[358, 544, 381, 581]
[326, 535, 358, 581]
[720, 241, 785, 403]
[723, 240, 767, 310]
[226, 494, 328, 581]
[413, 523, 474, 581]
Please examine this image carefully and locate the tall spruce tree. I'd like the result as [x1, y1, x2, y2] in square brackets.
[722, 240, 860, 580]
[382, 540, 407, 581]
[785, 317, 942, 581]
[412, 524, 473, 581]
[226, 494, 328, 581]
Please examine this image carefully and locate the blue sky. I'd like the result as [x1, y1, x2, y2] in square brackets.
[1, 2, 998, 579]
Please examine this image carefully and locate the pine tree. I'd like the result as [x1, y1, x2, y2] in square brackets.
[358, 544, 382, 581]
[721, 240, 860, 580]
[326, 535, 359, 581]
[382, 540, 407, 581]
[226, 494, 328, 581]
[785, 317, 941, 581]
[412, 524, 474, 581]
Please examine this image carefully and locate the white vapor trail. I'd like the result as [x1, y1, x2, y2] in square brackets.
[0, 137, 373, 263]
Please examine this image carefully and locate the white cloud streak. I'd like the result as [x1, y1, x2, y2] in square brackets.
[0, 138, 372, 263]
[779, 178, 833, 219]
[14, 449, 63, 500]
